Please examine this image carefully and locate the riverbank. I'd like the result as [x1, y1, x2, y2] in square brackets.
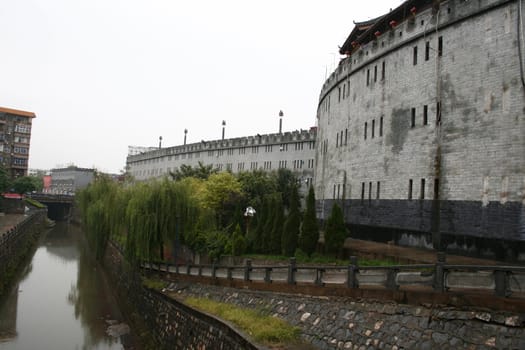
[0, 210, 46, 299]
[161, 280, 525, 350]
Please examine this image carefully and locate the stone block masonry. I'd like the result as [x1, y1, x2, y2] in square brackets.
[103, 243, 259, 350]
[314, 0, 525, 259]
[170, 281, 525, 350]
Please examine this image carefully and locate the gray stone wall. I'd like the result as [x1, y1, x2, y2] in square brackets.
[314, 0, 524, 245]
[170, 281, 525, 350]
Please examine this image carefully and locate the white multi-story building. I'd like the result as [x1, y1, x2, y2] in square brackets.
[126, 128, 317, 192]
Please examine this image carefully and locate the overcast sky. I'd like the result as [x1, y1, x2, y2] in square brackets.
[0, 0, 401, 174]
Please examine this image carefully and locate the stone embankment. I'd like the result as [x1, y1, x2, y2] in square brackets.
[0, 210, 47, 297]
[104, 243, 260, 350]
[165, 281, 525, 350]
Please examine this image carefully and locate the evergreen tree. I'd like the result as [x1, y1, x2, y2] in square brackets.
[269, 193, 284, 254]
[262, 194, 275, 253]
[253, 194, 269, 253]
[300, 186, 319, 256]
[282, 184, 300, 256]
[230, 224, 247, 256]
[324, 202, 347, 257]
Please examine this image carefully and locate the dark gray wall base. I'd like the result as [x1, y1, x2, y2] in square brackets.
[318, 199, 525, 262]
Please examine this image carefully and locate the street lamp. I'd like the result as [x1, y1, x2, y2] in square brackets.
[244, 206, 256, 235]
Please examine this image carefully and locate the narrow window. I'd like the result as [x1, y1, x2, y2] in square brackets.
[408, 179, 413, 200]
[340, 131, 343, 146]
[364, 122, 368, 140]
[433, 178, 440, 200]
[366, 69, 370, 86]
[333, 185, 336, 199]
[413, 46, 418, 65]
[374, 65, 377, 82]
[379, 116, 384, 136]
[338, 87, 341, 102]
[411, 108, 416, 128]
[423, 105, 428, 125]
[343, 84, 346, 99]
[436, 101, 441, 125]
[438, 36, 443, 57]
[336, 132, 339, 147]
[425, 41, 430, 61]
[361, 182, 365, 201]
[337, 184, 341, 199]
[372, 119, 375, 138]
[376, 181, 380, 199]
[420, 178, 426, 199]
[381, 61, 386, 81]
[344, 128, 348, 145]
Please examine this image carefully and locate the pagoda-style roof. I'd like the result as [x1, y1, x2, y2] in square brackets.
[339, 0, 437, 55]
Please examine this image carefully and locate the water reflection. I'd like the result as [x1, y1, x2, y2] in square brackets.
[0, 223, 134, 350]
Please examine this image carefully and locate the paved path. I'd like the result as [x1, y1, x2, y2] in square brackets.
[0, 214, 26, 237]
[345, 238, 510, 266]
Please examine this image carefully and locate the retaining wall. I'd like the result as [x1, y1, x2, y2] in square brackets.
[0, 210, 46, 296]
[103, 243, 260, 350]
[167, 281, 525, 350]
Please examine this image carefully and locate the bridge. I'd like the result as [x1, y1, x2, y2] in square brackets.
[28, 193, 75, 221]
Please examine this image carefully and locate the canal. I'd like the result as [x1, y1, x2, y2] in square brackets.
[0, 222, 138, 350]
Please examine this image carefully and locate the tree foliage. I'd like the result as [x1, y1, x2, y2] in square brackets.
[282, 185, 300, 256]
[170, 161, 217, 181]
[324, 202, 347, 257]
[274, 168, 296, 210]
[300, 186, 319, 256]
[12, 176, 41, 194]
[0, 165, 10, 193]
[269, 193, 284, 255]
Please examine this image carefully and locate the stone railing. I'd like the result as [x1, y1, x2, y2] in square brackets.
[142, 253, 525, 299]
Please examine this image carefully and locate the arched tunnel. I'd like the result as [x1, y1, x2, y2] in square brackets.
[41, 202, 72, 221]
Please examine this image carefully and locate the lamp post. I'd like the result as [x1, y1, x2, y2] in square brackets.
[244, 206, 256, 235]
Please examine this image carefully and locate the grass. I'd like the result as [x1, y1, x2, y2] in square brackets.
[184, 297, 301, 346]
[243, 252, 397, 267]
[142, 276, 166, 290]
[24, 198, 46, 209]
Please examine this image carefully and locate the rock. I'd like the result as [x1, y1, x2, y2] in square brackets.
[485, 337, 496, 347]
[301, 312, 312, 322]
[505, 316, 520, 327]
[106, 323, 130, 337]
[475, 312, 491, 322]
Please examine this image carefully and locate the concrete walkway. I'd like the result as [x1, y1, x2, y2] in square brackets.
[0, 214, 26, 237]
[345, 238, 512, 266]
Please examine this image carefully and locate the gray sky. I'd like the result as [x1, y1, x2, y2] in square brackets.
[0, 0, 401, 174]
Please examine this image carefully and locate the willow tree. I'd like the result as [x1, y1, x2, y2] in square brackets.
[124, 179, 199, 264]
[77, 175, 122, 260]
